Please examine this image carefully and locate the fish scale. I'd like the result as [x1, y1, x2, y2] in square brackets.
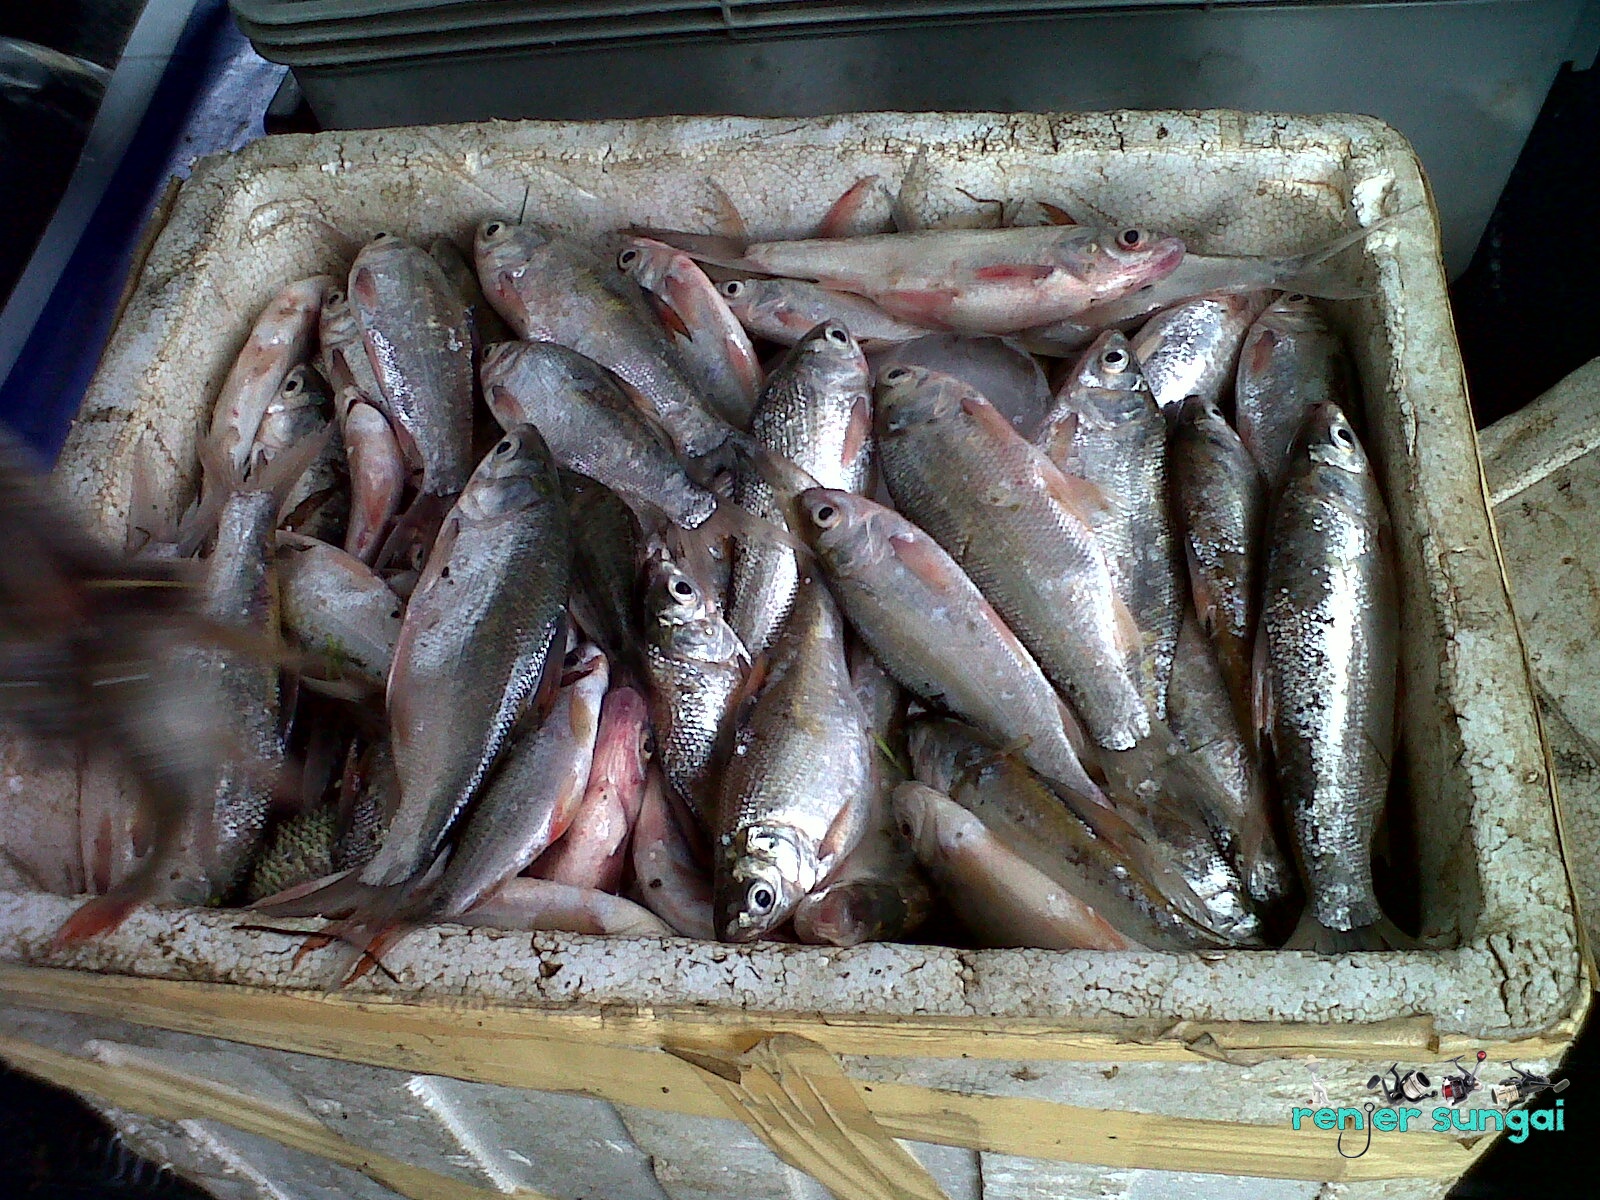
[1261, 402, 1398, 946]
[728, 321, 872, 658]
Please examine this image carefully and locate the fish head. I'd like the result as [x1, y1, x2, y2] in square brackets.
[1175, 393, 1233, 443]
[789, 320, 871, 385]
[642, 538, 724, 631]
[1299, 402, 1371, 476]
[478, 340, 523, 413]
[474, 219, 547, 285]
[1060, 330, 1155, 429]
[797, 487, 881, 569]
[455, 424, 560, 523]
[716, 823, 813, 941]
[352, 231, 411, 272]
[615, 237, 674, 289]
[904, 717, 985, 794]
[889, 781, 950, 851]
[717, 278, 757, 315]
[1262, 291, 1328, 333]
[1064, 226, 1186, 302]
[875, 365, 966, 434]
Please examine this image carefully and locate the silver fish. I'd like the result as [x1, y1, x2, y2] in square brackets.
[717, 277, 928, 349]
[458, 877, 672, 937]
[1037, 330, 1181, 719]
[276, 533, 402, 691]
[364, 424, 570, 888]
[252, 365, 347, 543]
[871, 334, 1052, 441]
[796, 486, 1100, 802]
[1260, 403, 1398, 950]
[1235, 294, 1355, 487]
[475, 219, 735, 462]
[715, 579, 875, 942]
[876, 364, 1147, 750]
[349, 233, 475, 495]
[729, 321, 872, 658]
[631, 768, 714, 939]
[1130, 291, 1269, 415]
[640, 537, 748, 827]
[481, 340, 717, 529]
[426, 644, 608, 917]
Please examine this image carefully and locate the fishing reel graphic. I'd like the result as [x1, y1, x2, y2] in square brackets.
[1490, 1062, 1570, 1109]
[1367, 1063, 1436, 1104]
[1440, 1050, 1488, 1106]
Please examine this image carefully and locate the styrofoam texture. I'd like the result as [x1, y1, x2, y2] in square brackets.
[1480, 355, 1600, 957]
[5, 109, 1576, 1040]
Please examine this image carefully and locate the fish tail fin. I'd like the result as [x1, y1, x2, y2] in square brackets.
[248, 867, 374, 918]
[1276, 208, 1416, 299]
[1285, 909, 1411, 953]
[52, 890, 143, 949]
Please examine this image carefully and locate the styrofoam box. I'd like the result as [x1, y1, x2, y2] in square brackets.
[0, 112, 1583, 1200]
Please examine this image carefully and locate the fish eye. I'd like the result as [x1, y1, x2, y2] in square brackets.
[882, 367, 912, 383]
[283, 375, 301, 394]
[824, 324, 850, 346]
[1286, 293, 1308, 303]
[373, 232, 393, 242]
[747, 883, 777, 914]
[1100, 347, 1129, 372]
[327, 288, 345, 304]
[1332, 425, 1356, 449]
[495, 438, 515, 455]
[811, 502, 840, 528]
[720, 280, 745, 298]
[1117, 229, 1145, 249]
[564, 647, 583, 667]
[484, 222, 504, 237]
[671, 578, 695, 599]
[618, 248, 639, 269]
[642, 730, 657, 757]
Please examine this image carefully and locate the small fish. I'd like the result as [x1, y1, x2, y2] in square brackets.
[908, 718, 1224, 950]
[252, 366, 348, 544]
[795, 486, 1100, 802]
[341, 396, 407, 565]
[728, 321, 873, 658]
[714, 579, 875, 942]
[1129, 291, 1270, 415]
[206, 276, 333, 482]
[871, 334, 1052, 441]
[876, 364, 1148, 750]
[364, 424, 571, 889]
[1171, 394, 1264, 737]
[631, 768, 714, 939]
[717, 278, 928, 350]
[457, 877, 672, 937]
[481, 340, 717, 530]
[1037, 330, 1181, 720]
[425, 644, 609, 917]
[475, 219, 736, 463]
[1235, 294, 1355, 487]
[640, 537, 748, 826]
[617, 236, 762, 427]
[317, 287, 385, 422]
[349, 233, 475, 496]
[276, 533, 403, 692]
[1260, 403, 1399, 951]
[706, 224, 1186, 335]
[892, 782, 1137, 951]
[1166, 613, 1296, 917]
[533, 685, 652, 893]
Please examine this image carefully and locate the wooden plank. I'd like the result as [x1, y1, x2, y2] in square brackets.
[0, 964, 1518, 1181]
[674, 1036, 951, 1200]
[0, 962, 1581, 1066]
[0, 1032, 552, 1200]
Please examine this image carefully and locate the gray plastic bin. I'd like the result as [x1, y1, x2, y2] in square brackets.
[229, 0, 1600, 276]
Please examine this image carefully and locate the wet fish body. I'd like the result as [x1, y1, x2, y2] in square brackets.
[718, 277, 928, 349]
[1129, 291, 1268, 415]
[1235, 294, 1355, 486]
[631, 769, 715, 939]
[458, 877, 671, 937]
[341, 398, 407, 564]
[276, 533, 403, 690]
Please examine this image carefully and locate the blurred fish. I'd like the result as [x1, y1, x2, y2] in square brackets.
[871, 334, 1052, 440]
[1260, 403, 1399, 951]
[458, 877, 672, 937]
[276, 533, 402, 692]
[564, 472, 645, 680]
[252, 365, 347, 544]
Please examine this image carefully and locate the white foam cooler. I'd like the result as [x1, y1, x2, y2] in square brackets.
[0, 111, 1584, 1200]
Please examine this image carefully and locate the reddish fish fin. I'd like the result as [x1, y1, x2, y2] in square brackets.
[525, 612, 572, 728]
[1110, 593, 1145, 662]
[644, 289, 694, 340]
[841, 394, 872, 473]
[972, 264, 1056, 282]
[706, 179, 750, 242]
[1035, 457, 1113, 524]
[888, 531, 961, 591]
[1246, 327, 1278, 376]
[874, 289, 957, 328]
[52, 892, 141, 949]
[1185, 542, 1218, 635]
[816, 175, 882, 238]
[1038, 202, 1077, 226]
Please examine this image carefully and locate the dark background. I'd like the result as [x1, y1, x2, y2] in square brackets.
[1, 4, 1598, 1198]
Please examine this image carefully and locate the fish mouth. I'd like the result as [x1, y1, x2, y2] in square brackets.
[1144, 237, 1187, 282]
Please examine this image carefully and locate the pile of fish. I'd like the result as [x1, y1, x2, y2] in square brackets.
[36, 179, 1407, 972]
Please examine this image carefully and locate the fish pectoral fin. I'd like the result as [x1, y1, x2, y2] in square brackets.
[1251, 626, 1274, 754]
[1110, 594, 1145, 662]
[1036, 458, 1113, 524]
[1185, 543, 1219, 635]
[643, 287, 695, 340]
